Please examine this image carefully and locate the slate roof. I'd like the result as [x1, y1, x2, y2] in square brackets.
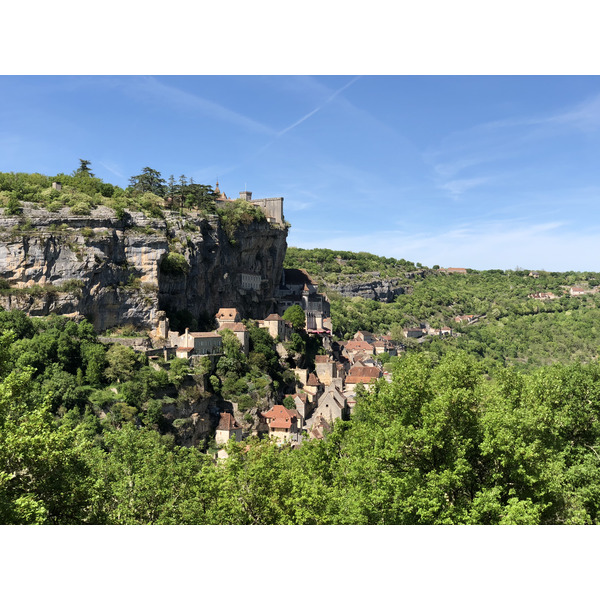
[190, 332, 222, 338]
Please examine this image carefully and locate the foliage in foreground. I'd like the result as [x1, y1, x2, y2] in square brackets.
[3, 333, 600, 524]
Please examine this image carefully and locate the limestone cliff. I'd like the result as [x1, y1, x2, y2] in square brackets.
[325, 278, 408, 302]
[0, 203, 288, 330]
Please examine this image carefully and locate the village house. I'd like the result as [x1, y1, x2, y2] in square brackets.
[287, 391, 312, 426]
[308, 415, 332, 440]
[311, 383, 349, 424]
[262, 404, 300, 444]
[217, 321, 249, 354]
[353, 330, 376, 344]
[570, 286, 586, 296]
[454, 315, 476, 324]
[403, 327, 426, 339]
[342, 339, 375, 361]
[257, 313, 287, 341]
[215, 412, 243, 460]
[314, 354, 339, 386]
[344, 364, 382, 393]
[174, 330, 222, 359]
[214, 307, 250, 353]
[303, 372, 323, 404]
[215, 307, 241, 325]
[528, 292, 557, 300]
[372, 339, 396, 355]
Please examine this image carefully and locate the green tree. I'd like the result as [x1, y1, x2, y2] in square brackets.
[129, 167, 166, 196]
[283, 305, 305, 331]
[74, 159, 94, 178]
[105, 344, 138, 383]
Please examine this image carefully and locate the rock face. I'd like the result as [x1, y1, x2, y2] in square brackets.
[0, 204, 288, 330]
[327, 278, 407, 302]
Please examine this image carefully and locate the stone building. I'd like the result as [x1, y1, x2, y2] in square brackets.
[258, 313, 286, 340]
[175, 330, 223, 358]
[216, 412, 243, 460]
[311, 384, 349, 424]
[240, 273, 262, 291]
[262, 404, 300, 444]
[214, 184, 285, 225]
[274, 268, 330, 333]
[314, 355, 338, 386]
[217, 321, 249, 354]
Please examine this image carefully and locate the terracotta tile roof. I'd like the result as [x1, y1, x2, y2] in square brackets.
[306, 373, 320, 386]
[314, 355, 329, 363]
[215, 308, 240, 320]
[218, 322, 248, 332]
[262, 405, 298, 430]
[217, 412, 241, 431]
[263, 313, 283, 321]
[346, 365, 382, 384]
[177, 346, 193, 351]
[345, 340, 374, 352]
[346, 375, 380, 385]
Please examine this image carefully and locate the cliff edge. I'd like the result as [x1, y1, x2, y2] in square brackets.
[0, 203, 288, 330]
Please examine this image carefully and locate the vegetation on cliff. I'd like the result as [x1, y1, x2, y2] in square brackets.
[0, 164, 255, 222]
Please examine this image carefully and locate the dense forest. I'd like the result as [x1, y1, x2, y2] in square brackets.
[3, 315, 600, 523]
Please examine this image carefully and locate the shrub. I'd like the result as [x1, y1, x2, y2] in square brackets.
[5, 197, 22, 215]
[70, 202, 91, 215]
[160, 252, 190, 275]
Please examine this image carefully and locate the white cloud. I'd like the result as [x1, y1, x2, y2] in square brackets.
[439, 177, 491, 199]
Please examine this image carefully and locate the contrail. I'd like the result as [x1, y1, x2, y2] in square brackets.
[277, 76, 361, 137]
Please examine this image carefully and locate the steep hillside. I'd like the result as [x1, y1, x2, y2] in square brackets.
[283, 246, 423, 301]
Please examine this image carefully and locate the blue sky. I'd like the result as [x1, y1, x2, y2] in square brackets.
[2, 75, 600, 271]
